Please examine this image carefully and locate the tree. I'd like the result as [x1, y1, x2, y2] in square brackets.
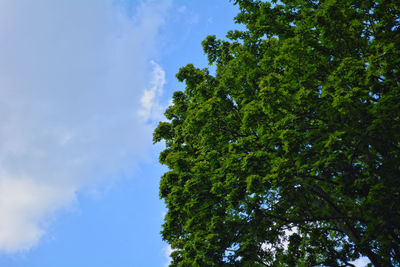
[154, 0, 400, 266]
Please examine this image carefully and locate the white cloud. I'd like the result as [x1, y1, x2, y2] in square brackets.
[0, 173, 74, 252]
[163, 244, 173, 267]
[0, 0, 169, 252]
[139, 61, 166, 122]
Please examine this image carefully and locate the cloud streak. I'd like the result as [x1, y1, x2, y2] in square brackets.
[0, 0, 169, 252]
[139, 61, 166, 122]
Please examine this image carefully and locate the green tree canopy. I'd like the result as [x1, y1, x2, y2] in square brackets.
[154, 0, 400, 266]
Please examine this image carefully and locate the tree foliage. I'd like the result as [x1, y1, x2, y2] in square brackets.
[154, 0, 400, 266]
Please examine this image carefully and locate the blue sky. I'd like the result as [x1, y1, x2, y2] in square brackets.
[0, 1, 239, 266]
[0, 1, 370, 266]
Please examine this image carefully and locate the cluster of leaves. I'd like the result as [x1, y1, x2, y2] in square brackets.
[154, 0, 400, 266]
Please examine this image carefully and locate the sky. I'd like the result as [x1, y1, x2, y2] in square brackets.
[0, 1, 370, 266]
[0, 0, 240, 266]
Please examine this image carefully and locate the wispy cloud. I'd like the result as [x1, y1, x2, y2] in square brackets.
[139, 61, 166, 123]
[163, 244, 173, 267]
[0, 0, 169, 252]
